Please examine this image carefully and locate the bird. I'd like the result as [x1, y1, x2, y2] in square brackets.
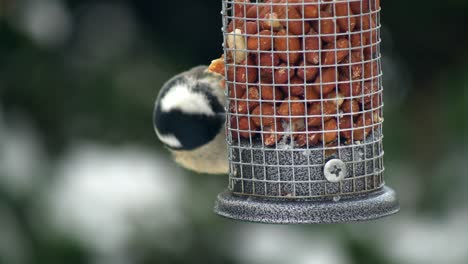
[153, 65, 229, 174]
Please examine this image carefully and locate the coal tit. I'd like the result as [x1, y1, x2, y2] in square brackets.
[153, 66, 228, 174]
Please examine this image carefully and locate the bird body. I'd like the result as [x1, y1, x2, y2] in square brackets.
[171, 131, 228, 174]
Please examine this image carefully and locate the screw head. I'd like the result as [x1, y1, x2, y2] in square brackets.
[324, 159, 347, 183]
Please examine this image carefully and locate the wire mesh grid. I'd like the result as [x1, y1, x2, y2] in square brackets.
[222, 0, 384, 199]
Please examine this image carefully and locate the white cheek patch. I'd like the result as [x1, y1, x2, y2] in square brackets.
[156, 132, 182, 149]
[160, 84, 215, 116]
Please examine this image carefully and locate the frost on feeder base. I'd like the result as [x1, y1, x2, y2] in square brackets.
[214, 132, 399, 224]
[215, 187, 398, 224]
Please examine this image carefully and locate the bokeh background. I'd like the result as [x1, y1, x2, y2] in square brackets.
[0, 0, 467, 263]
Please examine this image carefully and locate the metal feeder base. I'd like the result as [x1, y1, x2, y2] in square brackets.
[214, 186, 399, 224]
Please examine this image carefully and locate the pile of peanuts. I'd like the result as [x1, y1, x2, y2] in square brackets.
[223, 0, 382, 147]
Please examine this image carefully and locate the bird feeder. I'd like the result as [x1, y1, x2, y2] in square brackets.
[214, 0, 399, 224]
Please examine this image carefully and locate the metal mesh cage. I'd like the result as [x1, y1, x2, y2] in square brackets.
[215, 0, 398, 224]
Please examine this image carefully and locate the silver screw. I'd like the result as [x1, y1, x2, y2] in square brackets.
[324, 159, 346, 183]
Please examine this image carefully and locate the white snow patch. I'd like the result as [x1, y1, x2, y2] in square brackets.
[233, 225, 350, 264]
[45, 143, 188, 254]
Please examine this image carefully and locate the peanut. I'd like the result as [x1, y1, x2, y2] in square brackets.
[305, 85, 320, 101]
[313, 11, 336, 43]
[294, 131, 307, 148]
[322, 118, 338, 143]
[304, 29, 320, 65]
[258, 52, 280, 83]
[302, 0, 319, 19]
[351, 0, 380, 14]
[229, 0, 255, 31]
[294, 128, 321, 147]
[246, 3, 270, 19]
[261, 12, 283, 31]
[342, 99, 360, 116]
[244, 21, 259, 35]
[350, 32, 366, 49]
[207, 57, 225, 76]
[350, 0, 369, 14]
[338, 75, 362, 97]
[357, 14, 378, 54]
[274, 1, 310, 35]
[226, 20, 243, 33]
[321, 0, 333, 12]
[306, 105, 322, 127]
[364, 91, 381, 110]
[262, 120, 284, 146]
[226, 29, 247, 63]
[232, 57, 258, 89]
[281, 76, 306, 96]
[237, 86, 260, 114]
[373, 0, 381, 11]
[296, 60, 319, 81]
[260, 83, 284, 100]
[252, 103, 276, 127]
[353, 111, 373, 141]
[274, 29, 301, 64]
[372, 110, 382, 125]
[239, 116, 258, 139]
[229, 116, 240, 140]
[274, 62, 295, 84]
[338, 115, 353, 140]
[226, 0, 247, 34]
[327, 91, 345, 107]
[313, 67, 337, 95]
[358, 80, 379, 104]
[307, 101, 338, 127]
[254, 0, 278, 18]
[364, 44, 378, 61]
[335, 1, 357, 32]
[322, 38, 350, 65]
[363, 60, 380, 79]
[247, 30, 273, 51]
[227, 83, 246, 99]
[232, 0, 246, 18]
[277, 96, 306, 119]
[246, 4, 259, 19]
[229, 116, 257, 140]
[227, 66, 246, 98]
[340, 50, 364, 80]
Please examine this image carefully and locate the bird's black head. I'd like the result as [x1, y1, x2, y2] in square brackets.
[153, 68, 225, 151]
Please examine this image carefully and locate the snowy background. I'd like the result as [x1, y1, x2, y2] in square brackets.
[1, 0, 467, 263]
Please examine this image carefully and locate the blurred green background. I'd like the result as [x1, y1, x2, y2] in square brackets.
[0, 0, 467, 263]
